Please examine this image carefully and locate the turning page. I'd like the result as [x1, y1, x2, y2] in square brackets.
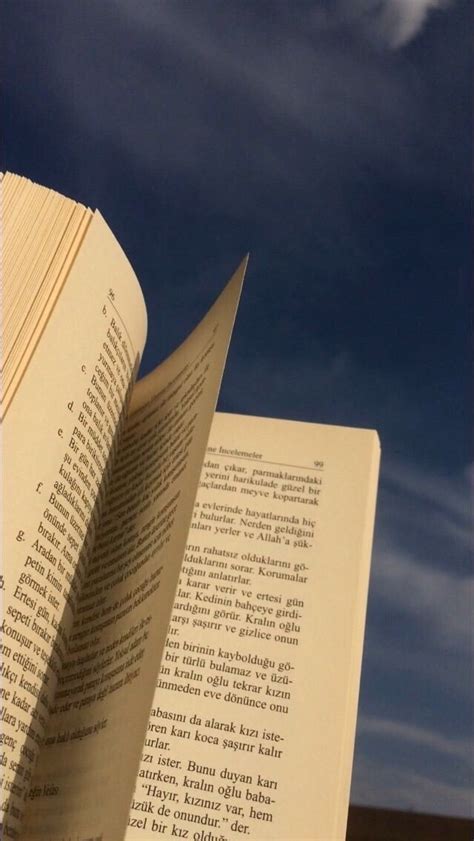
[127, 412, 380, 840]
[20, 264, 246, 841]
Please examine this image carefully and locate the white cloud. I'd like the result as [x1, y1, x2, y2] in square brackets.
[32, 0, 423, 204]
[352, 754, 473, 815]
[375, 0, 453, 48]
[9, 0, 461, 215]
[383, 458, 471, 530]
[338, 0, 454, 48]
[358, 714, 474, 768]
[372, 457, 473, 651]
[383, 458, 473, 560]
[374, 539, 472, 650]
[354, 452, 472, 817]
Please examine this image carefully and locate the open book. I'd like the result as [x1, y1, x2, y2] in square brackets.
[1, 174, 380, 841]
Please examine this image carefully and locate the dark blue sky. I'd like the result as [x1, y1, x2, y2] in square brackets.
[3, 0, 472, 817]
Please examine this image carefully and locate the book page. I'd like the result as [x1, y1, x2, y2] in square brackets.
[126, 412, 380, 841]
[1, 213, 147, 840]
[20, 262, 246, 841]
[1, 174, 93, 417]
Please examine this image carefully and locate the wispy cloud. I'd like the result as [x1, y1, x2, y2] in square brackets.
[338, 0, 454, 48]
[358, 714, 474, 768]
[353, 452, 473, 815]
[372, 537, 472, 650]
[352, 754, 473, 815]
[111, 0, 420, 183]
[12, 0, 459, 211]
[382, 458, 472, 548]
[379, 0, 452, 48]
[376, 456, 472, 595]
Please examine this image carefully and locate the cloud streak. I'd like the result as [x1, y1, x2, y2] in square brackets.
[372, 536, 473, 650]
[10, 0, 459, 212]
[338, 0, 454, 48]
[352, 754, 473, 815]
[358, 714, 473, 768]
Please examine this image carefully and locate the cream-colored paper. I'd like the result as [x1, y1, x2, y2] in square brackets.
[1, 212, 147, 838]
[126, 412, 380, 841]
[1, 173, 93, 416]
[19, 262, 246, 841]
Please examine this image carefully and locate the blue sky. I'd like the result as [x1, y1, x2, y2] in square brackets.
[3, 0, 472, 818]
